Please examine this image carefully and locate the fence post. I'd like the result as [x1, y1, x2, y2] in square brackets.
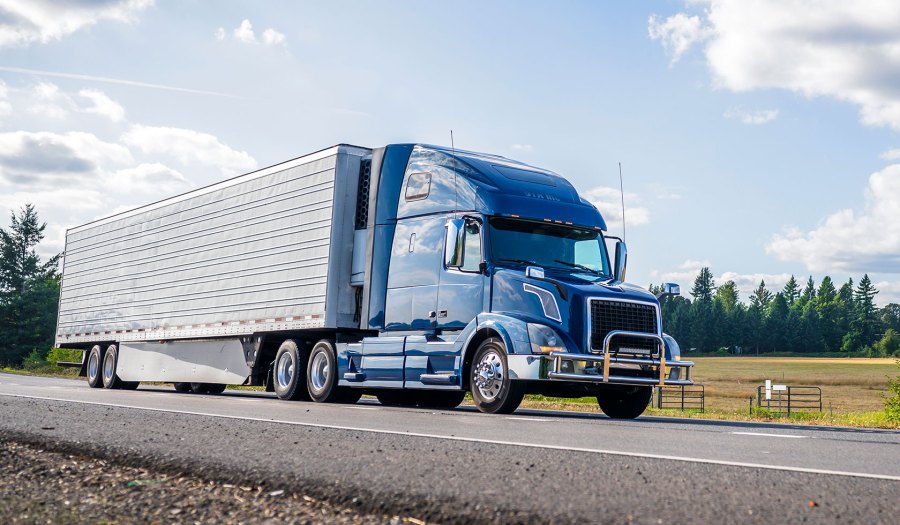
[681, 385, 685, 410]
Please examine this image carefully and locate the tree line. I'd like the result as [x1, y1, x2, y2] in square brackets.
[0, 205, 60, 366]
[651, 269, 900, 356]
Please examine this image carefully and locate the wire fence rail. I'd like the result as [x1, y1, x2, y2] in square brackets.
[654, 384, 705, 412]
[755, 385, 822, 415]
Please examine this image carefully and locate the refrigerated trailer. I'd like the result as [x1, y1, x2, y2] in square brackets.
[57, 143, 693, 417]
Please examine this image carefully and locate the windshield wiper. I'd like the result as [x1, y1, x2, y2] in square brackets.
[553, 259, 603, 275]
[495, 258, 542, 267]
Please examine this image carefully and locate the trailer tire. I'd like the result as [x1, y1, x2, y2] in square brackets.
[273, 340, 311, 401]
[469, 337, 524, 414]
[173, 382, 191, 393]
[190, 383, 208, 394]
[306, 340, 351, 403]
[596, 386, 652, 419]
[204, 383, 226, 394]
[416, 390, 466, 409]
[86, 345, 104, 388]
[101, 344, 122, 390]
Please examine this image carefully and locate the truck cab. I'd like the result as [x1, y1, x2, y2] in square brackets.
[342, 144, 693, 417]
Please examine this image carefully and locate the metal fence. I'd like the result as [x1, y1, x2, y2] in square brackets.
[655, 384, 705, 412]
[755, 385, 822, 415]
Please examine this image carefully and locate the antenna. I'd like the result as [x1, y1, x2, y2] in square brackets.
[451, 130, 459, 214]
[618, 162, 626, 240]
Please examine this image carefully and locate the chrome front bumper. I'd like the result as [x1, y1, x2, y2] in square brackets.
[550, 330, 693, 386]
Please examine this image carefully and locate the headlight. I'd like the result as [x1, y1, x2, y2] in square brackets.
[527, 323, 567, 354]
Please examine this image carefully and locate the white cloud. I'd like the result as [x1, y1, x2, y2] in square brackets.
[767, 164, 900, 273]
[723, 106, 779, 125]
[582, 186, 650, 233]
[880, 148, 900, 161]
[261, 28, 286, 46]
[226, 19, 286, 46]
[108, 162, 188, 194]
[121, 124, 257, 175]
[0, 81, 11, 120]
[0, 0, 154, 48]
[653, 259, 791, 299]
[651, 1, 900, 130]
[648, 12, 711, 64]
[233, 19, 256, 44]
[874, 280, 900, 305]
[214, 27, 225, 41]
[0, 130, 132, 186]
[29, 81, 75, 119]
[78, 89, 125, 122]
[511, 144, 533, 152]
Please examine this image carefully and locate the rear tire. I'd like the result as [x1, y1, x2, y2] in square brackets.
[273, 340, 311, 401]
[101, 344, 122, 390]
[306, 340, 352, 403]
[86, 345, 103, 388]
[596, 386, 652, 419]
[173, 382, 191, 393]
[416, 390, 466, 409]
[190, 383, 208, 394]
[204, 383, 226, 394]
[469, 338, 524, 414]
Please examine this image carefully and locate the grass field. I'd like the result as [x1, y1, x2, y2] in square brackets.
[8, 356, 900, 428]
[523, 356, 900, 428]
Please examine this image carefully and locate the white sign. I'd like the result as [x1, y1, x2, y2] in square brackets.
[765, 379, 772, 400]
[772, 384, 787, 391]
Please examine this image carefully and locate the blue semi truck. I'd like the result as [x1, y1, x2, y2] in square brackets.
[56, 143, 693, 418]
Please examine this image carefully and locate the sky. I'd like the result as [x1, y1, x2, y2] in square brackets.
[0, 0, 899, 305]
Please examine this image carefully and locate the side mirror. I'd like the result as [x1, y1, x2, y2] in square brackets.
[656, 282, 680, 300]
[444, 218, 464, 267]
[614, 240, 627, 282]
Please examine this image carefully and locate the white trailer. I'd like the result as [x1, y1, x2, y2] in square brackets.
[56, 144, 370, 389]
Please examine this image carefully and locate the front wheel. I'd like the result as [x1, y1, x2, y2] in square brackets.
[469, 338, 524, 414]
[596, 386, 652, 419]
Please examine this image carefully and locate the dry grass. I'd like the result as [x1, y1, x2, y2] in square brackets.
[689, 357, 896, 413]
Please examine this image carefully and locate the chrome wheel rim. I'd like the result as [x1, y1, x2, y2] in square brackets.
[88, 350, 100, 380]
[103, 351, 114, 383]
[473, 350, 504, 401]
[276, 351, 295, 389]
[310, 351, 329, 393]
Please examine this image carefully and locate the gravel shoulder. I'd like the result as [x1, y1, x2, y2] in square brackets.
[0, 439, 421, 525]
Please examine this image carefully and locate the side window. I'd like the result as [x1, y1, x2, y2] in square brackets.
[461, 221, 482, 272]
[405, 172, 431, 201]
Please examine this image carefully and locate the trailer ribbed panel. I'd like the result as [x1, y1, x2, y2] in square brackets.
[56, 145, 371, 344]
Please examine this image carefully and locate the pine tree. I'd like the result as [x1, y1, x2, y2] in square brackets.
[782, 276, 800, 306]
[816, 276, 842, 352]
[851, 274, 880, 349]
[0, 204, 61, 366]
[799, 276, 817, 308]
[749, 280, 773, 310]
[690, 267, 716, 303]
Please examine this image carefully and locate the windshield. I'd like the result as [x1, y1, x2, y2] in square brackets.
[488, 217, 611, 278]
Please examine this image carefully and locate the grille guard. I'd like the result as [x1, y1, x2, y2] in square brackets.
[548, 330, 694, 386]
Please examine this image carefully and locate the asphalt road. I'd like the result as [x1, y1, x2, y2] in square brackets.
[1, 372, 898, 524]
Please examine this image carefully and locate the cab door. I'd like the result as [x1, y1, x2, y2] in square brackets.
[437, 217, 486, 329]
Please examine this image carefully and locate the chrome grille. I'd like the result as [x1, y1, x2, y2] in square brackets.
[589, 299, 659, 355]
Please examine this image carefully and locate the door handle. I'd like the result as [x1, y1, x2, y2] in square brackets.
[438, 310, 448, 318]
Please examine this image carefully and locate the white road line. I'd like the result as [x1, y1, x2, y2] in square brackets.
[343, 406, 379, 410]
[506, 416, 551, 422]
[731, 431, 809, 439]
[3, 392, 899, 482]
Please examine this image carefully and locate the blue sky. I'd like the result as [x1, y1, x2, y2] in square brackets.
[1, 1, 899, 304]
